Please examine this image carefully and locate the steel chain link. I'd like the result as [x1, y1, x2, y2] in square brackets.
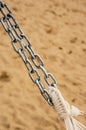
[0, 0, 57, 106]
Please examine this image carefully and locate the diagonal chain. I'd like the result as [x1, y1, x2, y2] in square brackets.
[0, 0, 57, 105]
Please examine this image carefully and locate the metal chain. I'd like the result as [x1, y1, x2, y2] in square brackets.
[0, 0, 57, 106]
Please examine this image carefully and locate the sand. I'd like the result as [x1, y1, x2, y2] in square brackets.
[0, 0, 86, 130]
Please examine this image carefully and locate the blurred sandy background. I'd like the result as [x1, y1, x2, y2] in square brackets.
[0, 0, 86, 130]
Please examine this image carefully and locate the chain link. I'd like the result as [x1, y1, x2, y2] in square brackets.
[0, 0, 58, 106]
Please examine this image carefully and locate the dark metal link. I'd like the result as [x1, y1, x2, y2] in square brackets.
[29, 69, 40, 83]
[44, 73, 57, 87]
[40, 65, 48, 77]
[32, 54, 44, 68]
[20, 34, 31, 47]
[0, 1, 4, 8]
[8, 28, 18, 41]
[0, 17, 10, 31]
[42, 89, 53, 106]
[18, 48, 28, 62]
[0, 0, 57, 106]
[11, 38, 24, 53]
[7, 14, 23, 39]
[18, 48, 34, 72]
[35, 79, 45, 93]
[36, 80, 53, 105]
[0, 2, 11, 16]
[26, 45, 35, 59]
[7, 13, 18, 26]
[25, 59, 33, 72]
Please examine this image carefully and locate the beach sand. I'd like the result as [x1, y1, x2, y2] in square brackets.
[0, 0, 86, 130]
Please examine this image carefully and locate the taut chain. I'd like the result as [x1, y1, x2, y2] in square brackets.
[0, 0, 57, 106]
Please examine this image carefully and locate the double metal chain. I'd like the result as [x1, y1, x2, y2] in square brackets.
[0, 0, 57, 106]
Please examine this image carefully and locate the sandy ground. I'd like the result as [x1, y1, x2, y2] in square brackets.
[0, 0, 86, 130]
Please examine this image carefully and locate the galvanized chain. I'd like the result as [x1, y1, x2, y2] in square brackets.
[0, 0, 57, 106]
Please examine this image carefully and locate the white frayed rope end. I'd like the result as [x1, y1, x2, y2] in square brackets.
[71, 105, 84, 116]
[48, 87, 86, 130]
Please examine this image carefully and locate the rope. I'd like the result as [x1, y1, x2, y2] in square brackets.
[48, 87, 86, 130]
[0, 1, 86, 130]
